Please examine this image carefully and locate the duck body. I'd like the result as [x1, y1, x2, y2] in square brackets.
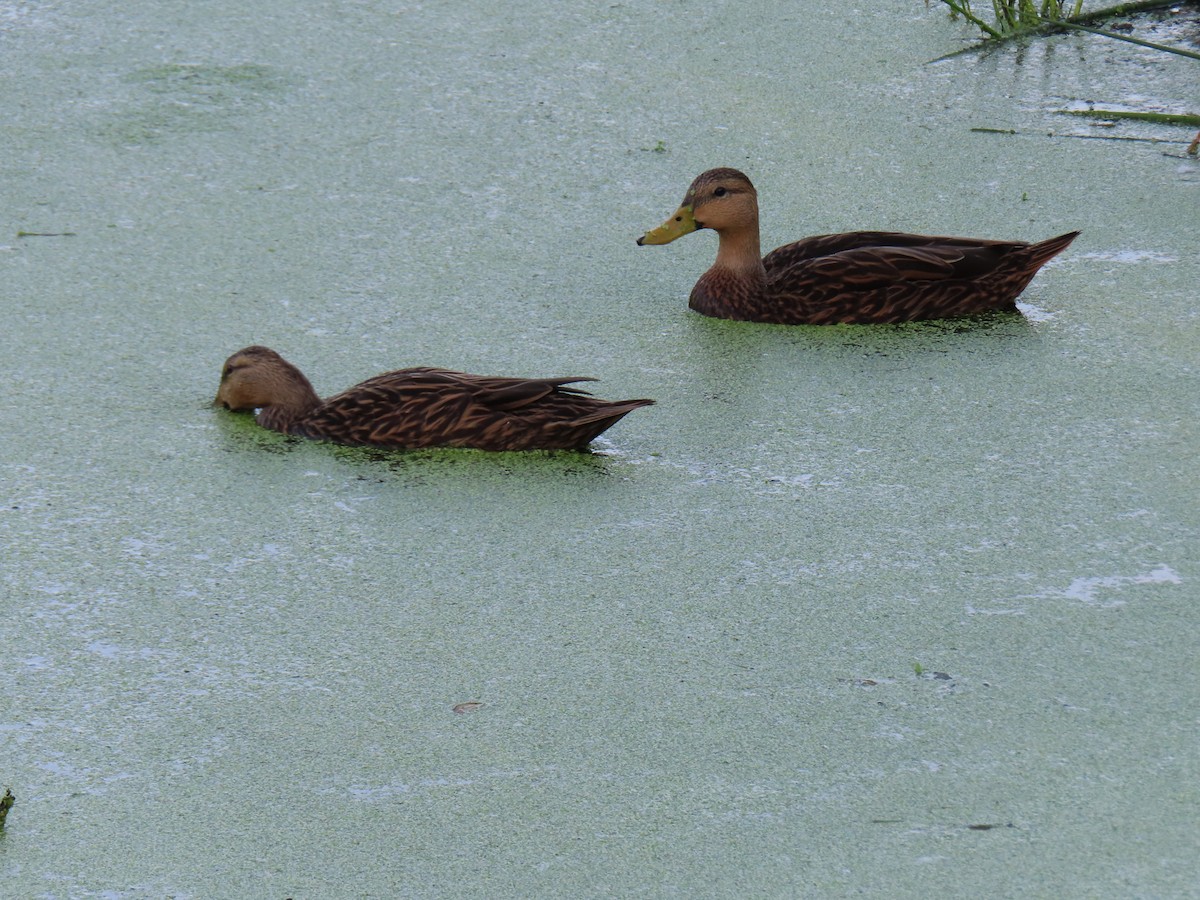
[638, 168, 1079, 325]
[215, 346, 653, 452]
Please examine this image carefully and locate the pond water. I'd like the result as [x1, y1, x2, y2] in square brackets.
[2, 1, 1197, 896]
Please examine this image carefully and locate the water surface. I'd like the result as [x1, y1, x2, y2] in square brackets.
[2, 1, 1197, 896]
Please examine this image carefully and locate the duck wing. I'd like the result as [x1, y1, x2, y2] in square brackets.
[353, 367, 598, 408]
[298, 367, 633, 450]
[765, 232, 1026, 288]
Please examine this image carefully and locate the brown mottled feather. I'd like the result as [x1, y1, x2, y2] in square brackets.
[215, 346, 653, 451]
[639, 168, 1079, 325]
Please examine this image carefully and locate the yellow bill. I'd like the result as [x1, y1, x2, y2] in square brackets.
[637, 204, 698, 246]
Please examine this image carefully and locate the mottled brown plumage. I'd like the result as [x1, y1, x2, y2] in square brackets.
[214, 346, 654, 451]
[637, 167, 1079, 325]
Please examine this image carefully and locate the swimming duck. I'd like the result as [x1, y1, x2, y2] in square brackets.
[214, 346, 654, 451]
[637, 167, 1079, 325]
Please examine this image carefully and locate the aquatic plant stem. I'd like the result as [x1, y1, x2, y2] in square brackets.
[940, 0, 1005, 37]
[1058, 110, 1200, 126]
[1056, 20, 1200, 61]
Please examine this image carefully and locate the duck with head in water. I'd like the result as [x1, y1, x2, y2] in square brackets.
[215, 346, 654, 452]
[638, 167, 1078, 325]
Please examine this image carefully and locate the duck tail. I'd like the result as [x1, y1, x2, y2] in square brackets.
[574, 398, 656, 428]
[1028, 231, 1080, 269]
[566, 398, 655, 447]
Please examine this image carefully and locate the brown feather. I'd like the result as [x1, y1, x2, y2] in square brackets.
[214, 347, 653, 452]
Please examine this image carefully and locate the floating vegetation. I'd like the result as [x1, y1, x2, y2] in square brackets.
[1054, 109, 1200, 153]
[0, 788, 14, 827]
[121, 62, 282, 93]
[932, 0, 1200, 61]
[98, 62, 289, 146]
[935, 2, 1200, 153]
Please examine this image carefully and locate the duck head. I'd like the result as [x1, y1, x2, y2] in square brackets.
[637, 168, 760, 245]
[214, 345, 320, 416]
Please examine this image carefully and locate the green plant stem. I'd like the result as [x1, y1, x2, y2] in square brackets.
[1056, 20, 1200, 61]
[1069, 0, 1190, 24]
[1059, 109, 1200, 126]
[972, 125, 1195, 146]
[941, 0, 1005, 37]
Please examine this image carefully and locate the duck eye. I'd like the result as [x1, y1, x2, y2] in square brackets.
[713, 187, 727, 197]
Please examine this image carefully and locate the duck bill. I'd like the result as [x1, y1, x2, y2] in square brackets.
[637, 204, 697, 245]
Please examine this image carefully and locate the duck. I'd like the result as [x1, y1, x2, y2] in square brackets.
[214, 346, 654, 451]
[637, 167, 1079, 325]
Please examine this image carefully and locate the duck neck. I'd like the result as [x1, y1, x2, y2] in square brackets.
[713, 228, 766, 281]
[255, 379, 322, 433]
